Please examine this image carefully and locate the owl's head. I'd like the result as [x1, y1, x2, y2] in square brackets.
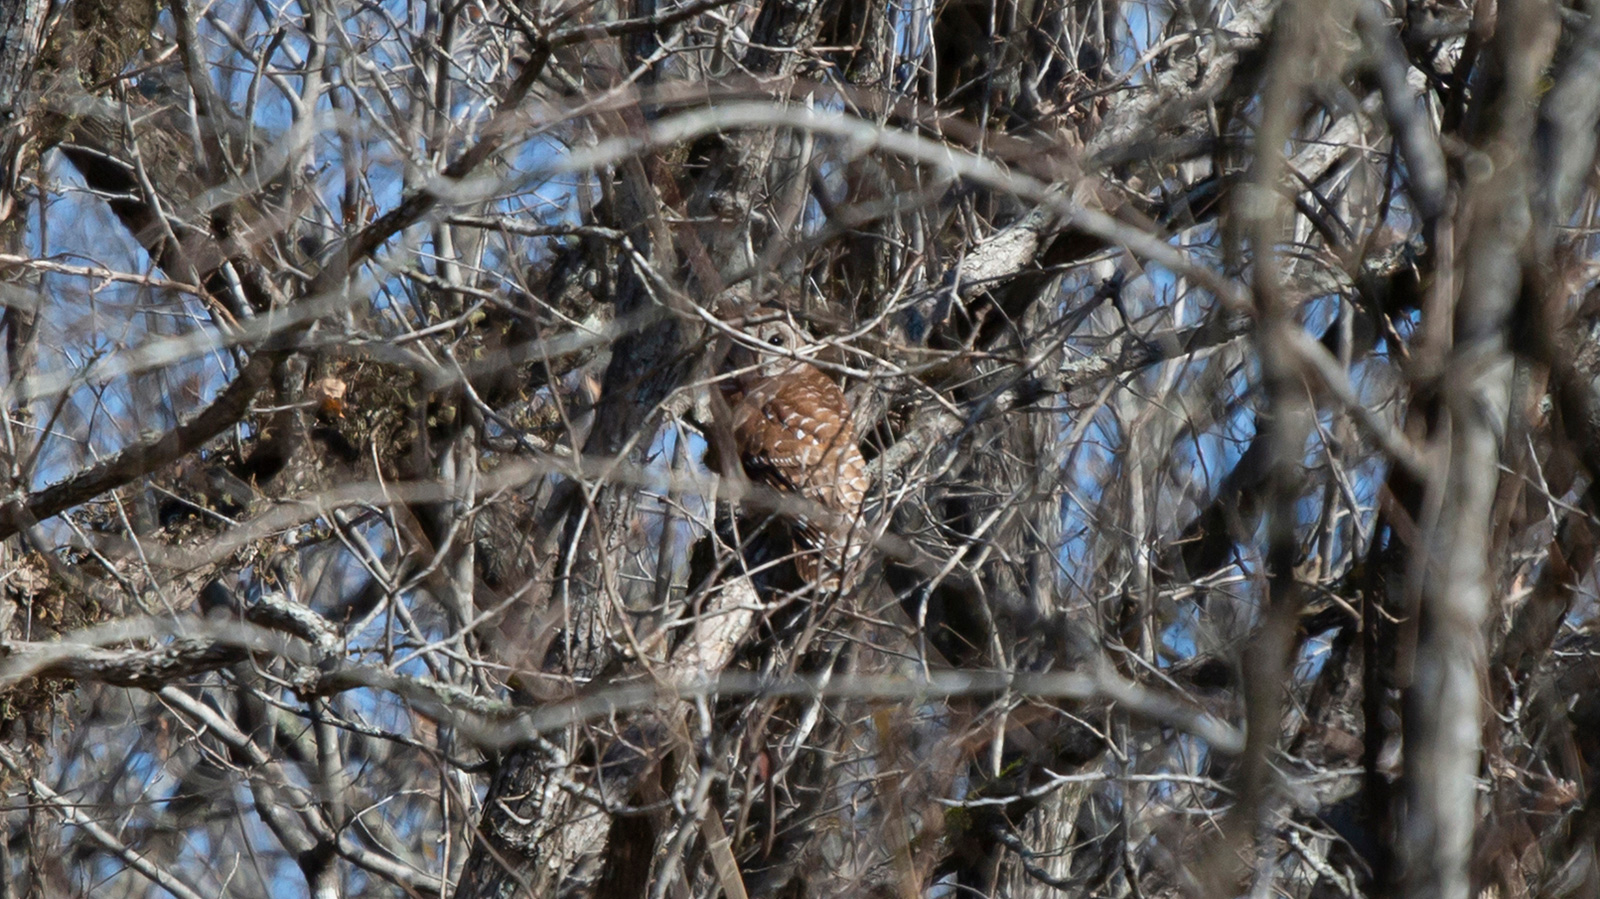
[729, 318, 812, 385]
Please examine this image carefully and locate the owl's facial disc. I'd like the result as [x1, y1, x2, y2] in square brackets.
[730, 320, 808, 383]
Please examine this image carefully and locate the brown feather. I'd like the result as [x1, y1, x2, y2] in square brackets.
[729, 360, 868, 593]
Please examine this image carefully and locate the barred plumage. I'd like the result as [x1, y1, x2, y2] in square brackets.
[723, 320, 869, 594]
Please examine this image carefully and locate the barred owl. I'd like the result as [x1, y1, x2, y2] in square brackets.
[720, 319, 869, 595]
